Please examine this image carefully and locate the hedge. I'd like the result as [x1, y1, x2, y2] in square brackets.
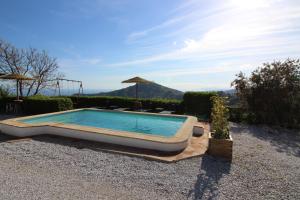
[0, 96, 18, 112]
[140, 98, 182, 112]
[0, 94, 218, 119]
[183, 92, 217, 119]
[22, 96, 73, 114]
[68, 96, 135, 108]
[67, 96, 182, 112]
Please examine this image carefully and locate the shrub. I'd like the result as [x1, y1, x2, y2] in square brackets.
[0, 96, 17, 112]
[211, 96, 230, 139]
[231, 59, 300, 128]
[140, 98, 181, 111]
[183, 92, 217, 119]
[0, 85, 9, 98]
[68, 96, 182, 112]
[228, 106, 243, 122]
[23, 96, 73, 114]
[68, 96, 134, 108]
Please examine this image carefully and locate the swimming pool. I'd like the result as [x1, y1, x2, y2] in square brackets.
[0, 109, 197, 152]
[20, 109, 186, 137]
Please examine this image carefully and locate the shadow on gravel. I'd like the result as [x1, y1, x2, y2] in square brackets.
[30, 134, 184, 158]
[31, 134, 129, 153]
[188, 155, 231, 200]
[0, 133, 17, 143]
[230, 123, 300, 157]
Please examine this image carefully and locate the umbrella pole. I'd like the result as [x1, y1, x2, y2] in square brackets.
[136, 83, 138, 99]
[16, 80, 19, 100]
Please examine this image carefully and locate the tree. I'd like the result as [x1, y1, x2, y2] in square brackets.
[0, 39, 61, 96]
[26, 50, 60, 95]
[0, 85, 9, 98]
[231, 59, 300, 128]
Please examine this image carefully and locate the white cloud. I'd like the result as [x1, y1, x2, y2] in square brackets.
[59, 57, 102, 70]
[140, 63, 255, 78]
[82, 58, 102, 65]
[170, 82, 231, 91]
[181, 39, 200, 53]
[229, 0, 271, 9]
[126, 1, 229, 43]
[111, 0, 300, 68]
[52, 0, 300, 91]
[126, 16, 186, 43]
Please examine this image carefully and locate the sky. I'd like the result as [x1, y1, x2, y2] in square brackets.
[0, 0, 300, 92]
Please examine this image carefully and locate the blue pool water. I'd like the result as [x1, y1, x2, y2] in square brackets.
[20, 110, 187, 137]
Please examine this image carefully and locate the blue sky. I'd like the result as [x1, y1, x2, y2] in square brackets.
[1, 0, 300, 92]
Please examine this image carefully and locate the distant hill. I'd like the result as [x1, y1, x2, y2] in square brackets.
[86, 82, 184, 100]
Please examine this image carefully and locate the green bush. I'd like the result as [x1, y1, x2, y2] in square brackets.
[67, 96, 182, 112]
[211, 96, 230, 139]
[0, 86, 9, 98]
[228, 106, 243, 122]
[228, 106, 254, 123]
[140, 98, 181, 111]
[0, 96, 17, 112]
[232, 59, 300, 128]
[229, 107, 271, 124]
[183, 92, 217, 119]
[69, 96, 135, 108]
[23, 96, 73, 114]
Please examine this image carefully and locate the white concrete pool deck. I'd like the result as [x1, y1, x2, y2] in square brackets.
[0, 108, 198, 152]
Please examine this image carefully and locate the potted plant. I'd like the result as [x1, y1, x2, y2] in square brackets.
[208, 96, 233, 160]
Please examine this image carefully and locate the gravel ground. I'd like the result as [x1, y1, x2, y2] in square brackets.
[0, 122, 299, 200]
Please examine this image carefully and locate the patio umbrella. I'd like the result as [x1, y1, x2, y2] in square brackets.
[0, 73, 35, 100]
[122, 76, 152, 99]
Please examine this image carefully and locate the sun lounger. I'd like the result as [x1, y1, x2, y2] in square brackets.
[93, 107, 106, 109]
[108, 105, 119, 110]
[114, 108, 130, 111]
[139, 109, 152, 112]
[159, 110, 174, 114]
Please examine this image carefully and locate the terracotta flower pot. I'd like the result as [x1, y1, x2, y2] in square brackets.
[208, 132, 233, 160]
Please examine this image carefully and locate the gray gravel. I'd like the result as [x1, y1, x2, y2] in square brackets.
[0, 122, 299, 200]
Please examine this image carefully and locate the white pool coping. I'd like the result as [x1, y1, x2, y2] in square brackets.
[0, 108, 197, 152]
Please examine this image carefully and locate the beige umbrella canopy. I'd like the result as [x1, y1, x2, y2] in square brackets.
[122, 76, 152, 99]
[0, 73, 35, 100]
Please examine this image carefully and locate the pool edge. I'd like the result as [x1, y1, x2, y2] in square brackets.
[0, 108, 197, 152]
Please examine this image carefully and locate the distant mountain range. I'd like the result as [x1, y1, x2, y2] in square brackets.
[85, 82, 184, 100]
